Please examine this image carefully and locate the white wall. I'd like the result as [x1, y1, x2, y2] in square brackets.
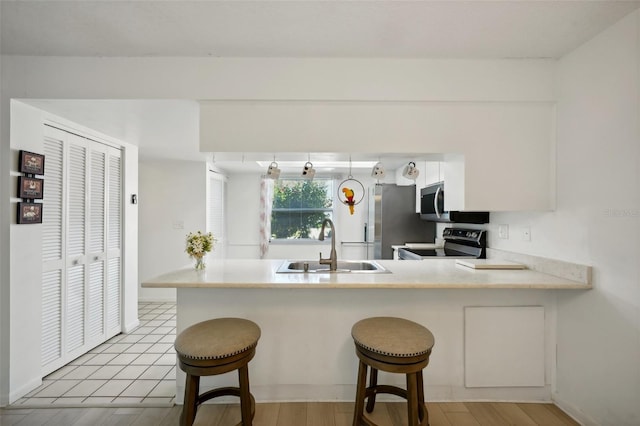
[122, 144, 140, 333]
[138, 160, 208, 301]
[8, 101, 45, 402]
[490, 11, 640, 425]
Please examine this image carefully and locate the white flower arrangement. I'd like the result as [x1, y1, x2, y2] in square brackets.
[185, 231, 215, 260]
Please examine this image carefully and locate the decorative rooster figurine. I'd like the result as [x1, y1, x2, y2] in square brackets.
[342, 187, 355, 215]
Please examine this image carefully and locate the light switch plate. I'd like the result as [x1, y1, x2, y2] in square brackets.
[498, 224, 509, 239]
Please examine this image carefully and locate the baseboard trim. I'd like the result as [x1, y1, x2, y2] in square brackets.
[553, 393, 597, 426]
[123, 319, 140, 333]
[9, 376, 42, 405]
[174, 382, 553, 405]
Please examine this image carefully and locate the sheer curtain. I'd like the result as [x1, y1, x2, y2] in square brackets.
[259, 177, 274, 259]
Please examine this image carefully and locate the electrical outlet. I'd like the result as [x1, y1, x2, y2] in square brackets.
[173, 220, 184, 230]
[498, 224, 509, 239]
[522, 227, 531, 241]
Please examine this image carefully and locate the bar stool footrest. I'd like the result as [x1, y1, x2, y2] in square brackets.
[365, 384, 407, 402]
[197, 386, 256, 425]
[363, 385, 427, 424]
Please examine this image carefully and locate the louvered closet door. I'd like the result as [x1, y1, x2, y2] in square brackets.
[88, 144, 122, 345]
[87, 144, 106, 346]
[42, 128, 65, 371]
[105, 148, 122, 336]
[66, 134, 88, 357]
[41, 125, 123, 375]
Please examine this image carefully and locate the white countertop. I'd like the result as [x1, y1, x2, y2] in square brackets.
[142, 259, 591, 290]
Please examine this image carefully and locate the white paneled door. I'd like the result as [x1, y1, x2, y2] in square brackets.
[41, 125, 122, 375]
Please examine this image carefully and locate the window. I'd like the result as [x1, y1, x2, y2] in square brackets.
[271, 178, 334, 240]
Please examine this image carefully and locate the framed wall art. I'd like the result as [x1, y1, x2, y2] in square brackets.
[19, 150, 45, 175]
[17, 202, 43, 224]
[18, 176, 44, 199]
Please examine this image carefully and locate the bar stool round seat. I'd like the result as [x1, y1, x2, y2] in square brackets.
[175, 318, 261, 426]
[351, 317, 435, 426]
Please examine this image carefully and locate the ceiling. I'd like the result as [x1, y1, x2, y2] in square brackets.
[7, 1, 640, 173]
[2, 1, 640, 58]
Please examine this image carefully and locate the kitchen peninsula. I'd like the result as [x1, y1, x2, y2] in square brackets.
[143, 258, 590, 404]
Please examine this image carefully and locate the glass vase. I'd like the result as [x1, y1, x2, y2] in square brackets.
[194, 256, 205, 270]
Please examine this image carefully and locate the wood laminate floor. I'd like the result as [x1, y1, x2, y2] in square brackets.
[0, 401, 580, 425]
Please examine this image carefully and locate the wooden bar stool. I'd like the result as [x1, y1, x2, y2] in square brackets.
[351, 317, 435, 426]
[174, 318, 261, 426]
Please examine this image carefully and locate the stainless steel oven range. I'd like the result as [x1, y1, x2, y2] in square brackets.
[398, 228, 486, 260]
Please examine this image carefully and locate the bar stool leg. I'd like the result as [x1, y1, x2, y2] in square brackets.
[417, 371, 428, 425]
[238, 364, 252, 425]
[181, 373, 200, 426]
[365, 367, 379, 413]
[352, 360, 368, 426]
[406, 373, 419, 426]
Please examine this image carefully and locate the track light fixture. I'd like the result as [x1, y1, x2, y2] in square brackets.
[371, 162, 386, 179]
[302, 161, 316, 180]
[266, 161, 281, 179]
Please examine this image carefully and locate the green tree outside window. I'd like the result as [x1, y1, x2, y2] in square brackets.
[271, 179, 334, 240]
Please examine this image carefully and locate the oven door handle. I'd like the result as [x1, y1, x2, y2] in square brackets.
[434, 186, 442, 218]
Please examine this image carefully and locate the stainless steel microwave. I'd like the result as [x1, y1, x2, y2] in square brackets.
[419, 182, 490, 224]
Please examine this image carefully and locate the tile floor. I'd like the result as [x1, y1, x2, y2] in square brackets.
[13, 302, 177, 407]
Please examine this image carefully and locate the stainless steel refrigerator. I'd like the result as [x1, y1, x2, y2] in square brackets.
[366, 184, 436, 259]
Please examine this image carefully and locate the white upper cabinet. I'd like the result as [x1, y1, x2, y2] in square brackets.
[423, 161, 444, 186]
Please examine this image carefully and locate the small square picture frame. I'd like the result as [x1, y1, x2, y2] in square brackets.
[18, 176, 44, 199]
[17, 202, 43, 224]
[19, 150, 45, 175]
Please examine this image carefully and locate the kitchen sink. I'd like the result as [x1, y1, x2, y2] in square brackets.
[276, 260, 389, 274]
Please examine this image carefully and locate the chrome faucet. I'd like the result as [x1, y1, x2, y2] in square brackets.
[319, 218, 337, 271]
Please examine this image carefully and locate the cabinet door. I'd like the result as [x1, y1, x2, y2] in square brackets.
[424, 161, 442, 186]
[464, 306, 545, 387]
